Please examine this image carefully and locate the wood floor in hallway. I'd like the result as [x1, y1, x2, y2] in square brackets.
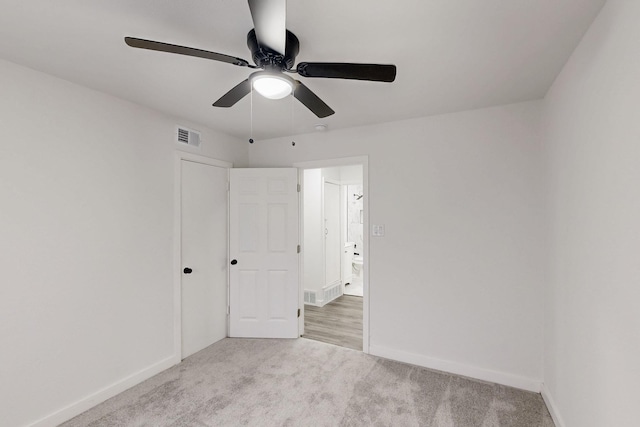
[302, 295, 363, 351]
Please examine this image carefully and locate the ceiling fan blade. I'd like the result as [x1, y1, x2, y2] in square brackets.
[213, 79, 252, 108]
[297, 62, 397, 82]
[247, 0, 286, 55]
[293, 80, 335, 118]
[125, 37, 252, 67]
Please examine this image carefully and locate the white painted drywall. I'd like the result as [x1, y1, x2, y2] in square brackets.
[543, 1, 640, 425]
[0, 58, 247, 427]
[249, 101, 546, 389]
[321, 166, 342, 182]
[340, 164, 364, 184]
[303, 169, 324, 300]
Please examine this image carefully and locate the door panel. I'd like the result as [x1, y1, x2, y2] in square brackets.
[267, 270, 288, 318]
[239, 270, 258, 319]
[268, 204, 288, 251]
[238, 204, 259, 252]
[181, 160, 228, 358]
[229, 168, 299, 338]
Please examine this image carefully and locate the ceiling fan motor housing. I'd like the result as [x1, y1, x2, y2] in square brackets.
[247, 29, 299, 70]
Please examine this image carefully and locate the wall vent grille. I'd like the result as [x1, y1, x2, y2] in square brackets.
[176, 126, 201, 149]
[323, 283, 342, 304]
[304, 291, 317, 305]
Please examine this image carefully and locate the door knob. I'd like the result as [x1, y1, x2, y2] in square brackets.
[230, 259, 238, 265]
[183, 267, 193, 274]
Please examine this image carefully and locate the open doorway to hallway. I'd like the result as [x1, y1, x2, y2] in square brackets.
[298, 163, 365, 351]
[304, 295, 362, 351]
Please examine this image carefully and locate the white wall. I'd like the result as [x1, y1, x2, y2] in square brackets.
[321, 166, 342, 182]
[0, 59, 247, 427]
[12, 3, 639, 419]
[303, 169, 323, 299]
[250, 101, 546, 390]
[340, 165, 364, 184]
[543, 1, 640, 426]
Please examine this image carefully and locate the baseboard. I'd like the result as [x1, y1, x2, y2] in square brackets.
[369, 344, 541, 393]
[541, 383, 566, 427]
[28, 355, 178, 427]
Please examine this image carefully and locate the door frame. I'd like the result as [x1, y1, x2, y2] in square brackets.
[173, 151, 232, 362]
[294, 156, 370, 353]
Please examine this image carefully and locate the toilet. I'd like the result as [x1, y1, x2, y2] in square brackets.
[352, 255, 364, 277]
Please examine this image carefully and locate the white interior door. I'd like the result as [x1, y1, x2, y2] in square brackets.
[181, 159, 228, 358]
[229, 168, 299, 338]
[324, 181, 341, 287]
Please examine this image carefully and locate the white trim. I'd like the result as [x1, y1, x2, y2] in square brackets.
[320, 178, 326, 296]
[340, 179, 362, 185]
[369, 344, 542, 393]
[176, 151, 232, 168]
[362, 158, 369, 354]
[174, 151, 232, 361]
[294, 156, 370, 354]
[297, 168, 305, 335]
[541, 383, 566, 427]
[339, 185, 347, 295]
[27, 356, 175, 427]
[294, 156, 368, 169]
[324, 177, 341, 185]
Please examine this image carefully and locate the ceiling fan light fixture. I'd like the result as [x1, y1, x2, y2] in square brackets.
[251, 73, 293, 100]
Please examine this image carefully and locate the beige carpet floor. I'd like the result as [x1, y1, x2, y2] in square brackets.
[61, 338, 554, 426]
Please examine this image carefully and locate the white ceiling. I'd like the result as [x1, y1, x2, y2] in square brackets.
[0, 0, 605, 140]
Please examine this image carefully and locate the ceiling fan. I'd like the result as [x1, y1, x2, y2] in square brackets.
[125, 0, 396, 118]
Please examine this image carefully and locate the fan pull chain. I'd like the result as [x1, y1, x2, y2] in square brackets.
[290, 91, 296, 147]
[249, 87, 254, 144]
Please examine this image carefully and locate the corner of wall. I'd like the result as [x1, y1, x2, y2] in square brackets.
[541, 383, 566, 427]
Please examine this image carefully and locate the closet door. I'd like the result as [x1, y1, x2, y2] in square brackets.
[180, 158, 229, 358]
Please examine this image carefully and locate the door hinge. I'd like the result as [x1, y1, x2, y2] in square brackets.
[297, 184, 301, 192]
[227, 306, 230, 315]
[297, 244, 301, 253]
[297, 308, 300, 318]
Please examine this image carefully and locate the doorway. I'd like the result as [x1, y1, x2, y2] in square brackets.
[295, 158, 368, 352]
[174, 155, 367, 357]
